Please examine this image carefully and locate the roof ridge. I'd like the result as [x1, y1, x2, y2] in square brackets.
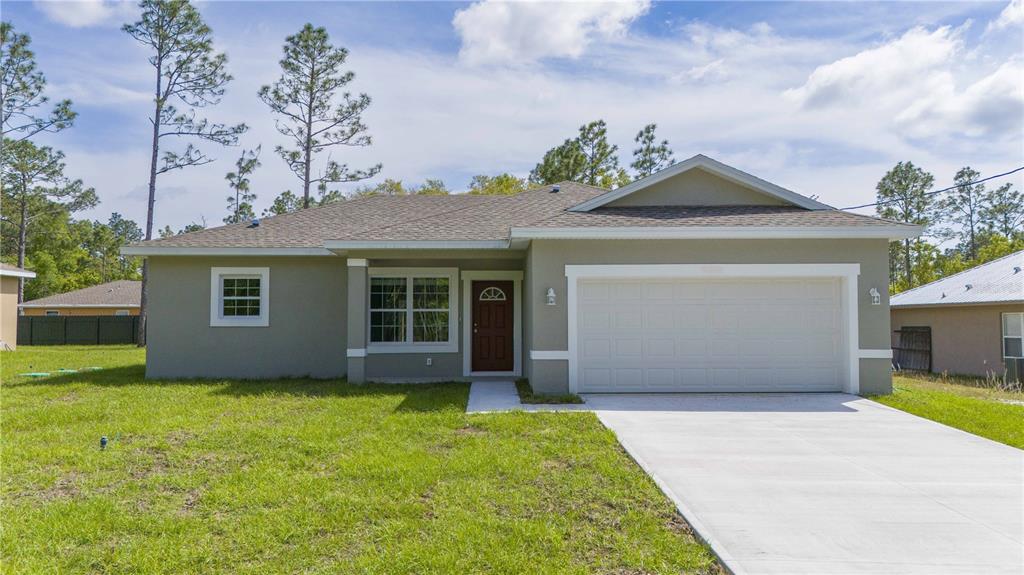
[893, 249, 1024, 298]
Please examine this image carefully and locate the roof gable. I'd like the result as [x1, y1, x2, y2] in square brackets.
[569, 154, 832, 212]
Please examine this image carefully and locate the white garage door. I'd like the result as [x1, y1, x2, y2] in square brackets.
[576, 277, 845, 392]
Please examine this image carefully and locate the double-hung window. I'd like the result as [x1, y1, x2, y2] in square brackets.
[368, 268, 457, 352]
[1003, 313, 1023, 359]
[210, 267, 270, 327]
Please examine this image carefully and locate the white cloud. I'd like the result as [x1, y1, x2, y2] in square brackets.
[783, 25, 1023, 140]
[453, 0, 650, 65]
[896, 59, 1024, 139]
[785, 26, 963, 109]
[35, 0, 137, 28]
[41, 4, 1023, 233]
[987, 0, 1023, 32]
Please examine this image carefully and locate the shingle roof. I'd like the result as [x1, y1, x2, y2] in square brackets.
[20, 280, 141, 308]
[890, 250, 1024, 307]
[524, 205, 906, 229]
[127, 181, 913, 249]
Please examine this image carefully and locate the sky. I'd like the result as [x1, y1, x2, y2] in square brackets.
[5, 0, 1024, 233]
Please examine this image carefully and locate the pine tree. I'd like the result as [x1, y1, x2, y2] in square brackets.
[980, 183, 1023, 239]
[0, 138, 98, 301]
[0, 22, 76, 138]
[940, 167, 987, 260]
[874, 161, 936, 290]
[124, 0, 246, 345]
[224, 146, 261, 224]
[630, 123, 674, 179]
[529, 138, 586, 185]
[259, 24, 380, 209]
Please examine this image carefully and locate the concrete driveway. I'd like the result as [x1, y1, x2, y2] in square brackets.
[587, 393, 1023, 575]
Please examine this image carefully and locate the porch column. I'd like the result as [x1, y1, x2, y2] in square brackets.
[346, 258, 368, 383]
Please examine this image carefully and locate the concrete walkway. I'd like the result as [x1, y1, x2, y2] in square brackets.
[466, 386, 1024, 574]
[465, 381, 589, 413]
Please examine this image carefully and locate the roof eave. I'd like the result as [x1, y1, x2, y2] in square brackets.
[510, 225, 922, 240]
[0, 269, 36, 279]
[19, 303, 140, 308]
[120, 246, 336, 256]
[891, 300, 1024, 309]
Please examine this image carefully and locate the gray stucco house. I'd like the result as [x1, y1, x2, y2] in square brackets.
[123, 155, 920, 395]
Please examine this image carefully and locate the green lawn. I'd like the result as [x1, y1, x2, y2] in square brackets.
[872, 374, 1024, 449]
[1, 346, 717, 574]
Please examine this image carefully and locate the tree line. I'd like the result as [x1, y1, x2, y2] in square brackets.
[2, 0, 1020, 341]
[875, 162, 1023, 293]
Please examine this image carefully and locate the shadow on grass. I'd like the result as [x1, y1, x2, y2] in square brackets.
[8, 366, 469, 413]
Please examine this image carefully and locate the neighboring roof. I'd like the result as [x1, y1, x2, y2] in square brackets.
[890, 250, 1024, 308]
[0, 263, 36, 279]
[20, 280, 141, 308]
[122, 155, 921, 255]
[568, 154, 833, 212]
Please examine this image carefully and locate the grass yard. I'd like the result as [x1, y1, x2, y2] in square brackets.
[872, 374, 1024, 449]
[1, 346, 717, 575]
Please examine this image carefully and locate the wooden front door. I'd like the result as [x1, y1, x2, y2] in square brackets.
[471, 280, 514, 372]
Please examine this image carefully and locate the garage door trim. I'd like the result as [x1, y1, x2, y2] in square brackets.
[565, 264, 861, 394]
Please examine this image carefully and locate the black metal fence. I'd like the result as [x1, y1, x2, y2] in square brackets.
[17, 316, 139, 345]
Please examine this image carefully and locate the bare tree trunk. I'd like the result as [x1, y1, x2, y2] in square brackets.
[302, 64, 314, 209]
[138, 67, 163, 348]
[17, 192, 27, 303]
[904, 238, 912, 288]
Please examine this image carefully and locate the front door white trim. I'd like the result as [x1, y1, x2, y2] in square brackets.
[564, 263, 862, 394]
[461, 270, 523, 377]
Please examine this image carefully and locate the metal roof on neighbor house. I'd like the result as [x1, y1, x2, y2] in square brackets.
[890, 250, 1024, 307]
[19, 280, 141, 308]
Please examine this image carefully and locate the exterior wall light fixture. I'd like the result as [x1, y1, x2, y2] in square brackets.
[869, 287, 881, 306]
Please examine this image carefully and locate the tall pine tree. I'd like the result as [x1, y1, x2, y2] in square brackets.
[940, 167, 987, 260]
[124, 0, 246, 345]
[224, 146, 261, 224]
[259, 24, 380, 209]
[630, 123, 674, 179]
[874, 161, 936, 290]
[0, 22, 76, 139]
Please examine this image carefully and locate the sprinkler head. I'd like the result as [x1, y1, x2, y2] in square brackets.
[100, 436, 108, 450]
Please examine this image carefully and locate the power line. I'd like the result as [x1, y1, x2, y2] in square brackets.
[841, 166, 1024, 211]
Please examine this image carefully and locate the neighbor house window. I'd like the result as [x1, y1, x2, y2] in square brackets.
[45, 310, 59, 316]
[368, 268, 457, 352]
[114, 310, 130, 316]
[209, 267, 270, 327]
[1003, 313, 1023, 359]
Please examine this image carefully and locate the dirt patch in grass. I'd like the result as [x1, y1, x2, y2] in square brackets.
[454, 423, 486, 435]
[33, 472, 84, 501]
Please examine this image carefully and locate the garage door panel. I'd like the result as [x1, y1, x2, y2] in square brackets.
[577, 277, 844, 393]
[614, 310, 642, 329]
[615, 338, 643, 358]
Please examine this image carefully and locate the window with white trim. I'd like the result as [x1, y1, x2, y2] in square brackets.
[210, 267, 270, 327]
[1003, 313, 1023, 359]
[114, 310, 130, 316]
[45, 310, 59, 316]
[368, 268, 457, 352]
